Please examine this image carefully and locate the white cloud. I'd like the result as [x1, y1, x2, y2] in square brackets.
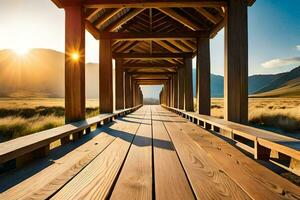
[297, 45, 300, 51]
[261, 57, 300, 68]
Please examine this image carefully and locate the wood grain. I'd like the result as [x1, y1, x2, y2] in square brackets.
[151, 107, 195, 200]
[110, 106, 152, 199]
[158, 107, 251, 199]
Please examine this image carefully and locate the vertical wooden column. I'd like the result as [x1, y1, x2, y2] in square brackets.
[99, 39, 113, 113]
[165, 81, 170, 106]
[196, 38, 211, 115]
[125, 72, 132, 108]
[178, 67, 184, 109]
[224, 0, 248, 124]
[169, 76, 173, 107]
[64, 6, 86, 124]
[115, 58, 124, 110]
[184, 56, 194, 111]
[173, 73, 178, 108]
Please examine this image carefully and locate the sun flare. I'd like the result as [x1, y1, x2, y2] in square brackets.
[13, 47, 30, 56]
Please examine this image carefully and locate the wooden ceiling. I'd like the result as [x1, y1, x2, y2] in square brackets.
[53, 0, 255, 78]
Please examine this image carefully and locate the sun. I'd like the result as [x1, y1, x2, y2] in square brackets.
[13, 47, 30, 56]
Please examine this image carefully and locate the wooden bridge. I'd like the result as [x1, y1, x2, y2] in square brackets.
[1, 0, 300, 199]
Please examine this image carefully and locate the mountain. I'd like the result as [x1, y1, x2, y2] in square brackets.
[192, 66, 300, 97]
[1, 48, 299, 98]
[0, 49, 99, 98]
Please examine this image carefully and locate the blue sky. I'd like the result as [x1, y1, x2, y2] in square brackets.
[0, 0, 299, 98]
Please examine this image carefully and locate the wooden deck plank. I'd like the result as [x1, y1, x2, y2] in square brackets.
[50, 107, 147, 200]
[110, 106, 153, 200]
[151, 106, 195, 200]
[159, 106, 300, 200]
[0, 108, 145, 200]
[156, 106, 251, 200]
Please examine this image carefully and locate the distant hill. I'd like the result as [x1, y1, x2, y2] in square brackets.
[192, 66, 300, 97]
[1, 48, 299, 99]
[0, 49, 99, 98]
[143, 98, 159, 105]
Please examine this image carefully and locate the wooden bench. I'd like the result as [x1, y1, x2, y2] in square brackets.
[163, 105, 300, 176]
[0, 105, 141, 171]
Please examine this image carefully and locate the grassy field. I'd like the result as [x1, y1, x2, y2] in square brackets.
[0, 98, 99, 142]
[0, 98, 300, 142]
[211, 98, 300, 134]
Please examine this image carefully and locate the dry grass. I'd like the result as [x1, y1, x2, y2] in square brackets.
[0, 98, 99, 142]
[209, 98, 300, 132]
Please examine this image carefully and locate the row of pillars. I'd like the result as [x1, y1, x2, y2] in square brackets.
[160, 0, 248, 124]
[64, 6, 143, 124]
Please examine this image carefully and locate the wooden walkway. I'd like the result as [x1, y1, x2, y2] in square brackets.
[0, 106, 299, 200]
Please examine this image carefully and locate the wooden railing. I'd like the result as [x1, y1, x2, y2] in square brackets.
[0, 105, 142, 171]
[162, 105, 300, 176]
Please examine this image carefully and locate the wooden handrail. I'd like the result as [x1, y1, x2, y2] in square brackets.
[162, 105, 300, 176]
[0, 105, 142, 167]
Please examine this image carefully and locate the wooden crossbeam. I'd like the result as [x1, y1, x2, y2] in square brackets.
[195, 8, 222, 24]
[105, 8, 145, 31]
[113, 52, 192, 59]
[157, 8, 200, 31]
[83, 0, 227, 8]
[85, 20, 100, 39]
[95, 8, 124, 28]
[99, 31, 209, 40]
[86, 8, 102, 20]
[154, 40, 179, 53]
[124, 63, 182, 68]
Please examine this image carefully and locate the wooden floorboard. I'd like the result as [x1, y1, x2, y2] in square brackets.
[50, 107, 147, 200]
[110, 106, 153, 200]
[157, 106, 300, 200]
[151, 106, 195, 200]
[169, 110, 300, 199]
[156, 106, 251, 199]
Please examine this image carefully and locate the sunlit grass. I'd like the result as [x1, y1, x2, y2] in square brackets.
[209, 98, 300, 132]
[0, 98, 99, 142]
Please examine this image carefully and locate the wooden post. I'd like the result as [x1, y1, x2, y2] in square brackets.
[169, 76, 173, 107]
[173, 73, 178, 108]
[196, 38, 211, 115]
[64, 6, 85, 124]
[125, 72, 133, 108]
[178, 67, 184, 109]
[224, 0, 248, 124]
[184, 56, 194, 111]
[115, 58, 124, 110]
[99, 39, 113, 113]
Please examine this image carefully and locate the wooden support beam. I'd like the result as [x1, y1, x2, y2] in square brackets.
[99, 31, 210, 40]
[154, 40, 179, 53]
[123, 63, 182, 68]
[84, 0, 227, 8]
[178, 66, 184, 109]
[195, 8, 222, 24]
[173, 73, 178, 108]
[115, 59, 125, 110]
[196, 38, 211, 115]
[105, 8, 145, 31]
[224, 0, 248, 124]
[85, 20, 100, 39]
[113, 52, 192, 59]
[86, 8, 102, 20]
[95, 8, 124, 28]
[99, 39, 113, 113]
[64, 6, 86, 123]
[125, 72, 133, 108]
[157, 8, 200, 31]
[184, 56, 194, 111]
